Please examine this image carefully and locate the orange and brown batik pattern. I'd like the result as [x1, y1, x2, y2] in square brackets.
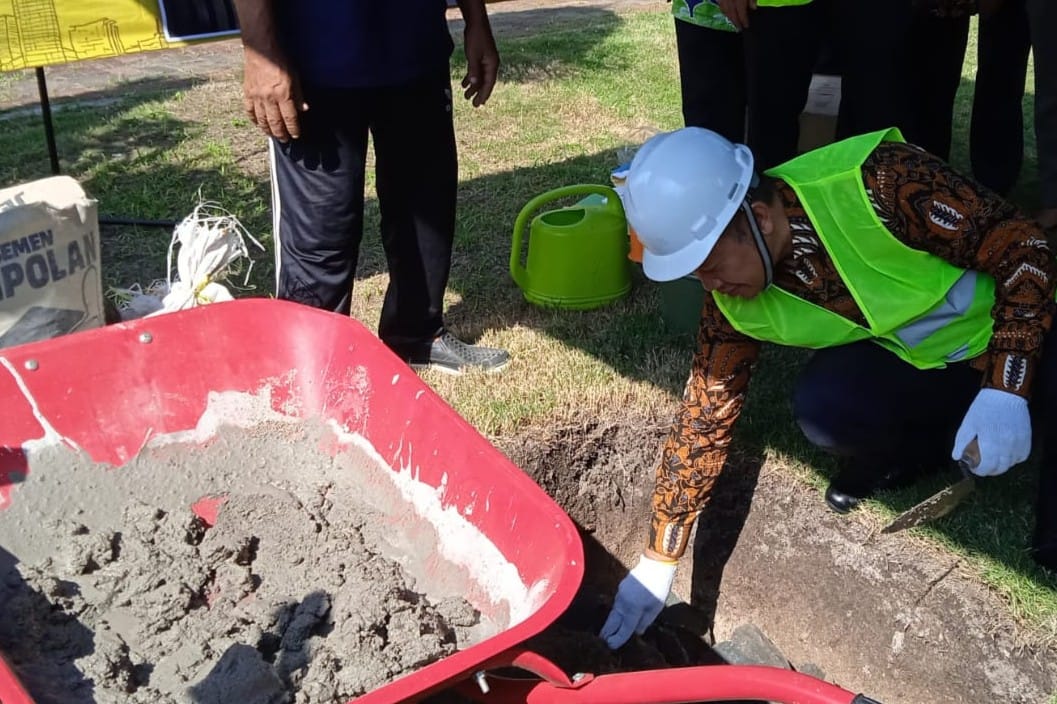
[648, 300, 760, 558]
[648, 140, 1057, 560]
[864, 142, 1056, 397]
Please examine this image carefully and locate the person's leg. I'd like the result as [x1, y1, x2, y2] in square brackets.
[970, 0, 1031, 195]
[370, 69, 454, 357]
[832, 0, 915, 142]
[270, 86, 369, 314]
[793, 340, 980, 512]
[743, 2, 822, 169]
[900, 12, 970, 160]
[675, 18, 746, 141]
[1031, 324, 1057, 570]
[1027, 0, 1057, 232]
[369, 69, 508, 372]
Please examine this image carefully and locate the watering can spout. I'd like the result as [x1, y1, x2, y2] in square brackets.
[510, 185, 631, 311]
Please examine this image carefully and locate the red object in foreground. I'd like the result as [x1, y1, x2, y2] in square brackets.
[191, 495, 229, 527]
[0, 299, 876, 704]
[0, 651, 33, 704]
[454, 654, 865, 703]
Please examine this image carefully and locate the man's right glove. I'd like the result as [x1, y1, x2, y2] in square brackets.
[599, 554, 677, 649]
[952, 387, 1032, 477]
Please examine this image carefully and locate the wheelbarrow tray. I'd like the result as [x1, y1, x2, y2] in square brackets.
[0, 299, 880, 704]
[0, 298, 583, 704]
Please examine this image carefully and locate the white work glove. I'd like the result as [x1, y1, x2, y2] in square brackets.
[952, 388, 1032, 477]
[599, 554, 676, 649]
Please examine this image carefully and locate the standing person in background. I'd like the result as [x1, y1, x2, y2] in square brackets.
[1030, 0, 1057, 237]
[672, 1, 746, 141]
[970, 0, 1031, 196]
[970, 0, 1057, 239]
[723, 0, 816, 170]
[902, 0, 974, 162]
[230, 0, 510, 375]
[722, 0, 915, 171]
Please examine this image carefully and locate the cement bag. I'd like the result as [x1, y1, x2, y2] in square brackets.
[0, 176, 103, 349]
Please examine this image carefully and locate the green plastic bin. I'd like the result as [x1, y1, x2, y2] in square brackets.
[659, 274, 705, 336]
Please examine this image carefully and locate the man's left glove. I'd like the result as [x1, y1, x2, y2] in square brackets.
[952, 388, 1032, 476]
[599, 554, 676, 649]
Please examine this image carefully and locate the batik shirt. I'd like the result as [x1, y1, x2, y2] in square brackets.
[649, 141, 1057, 559]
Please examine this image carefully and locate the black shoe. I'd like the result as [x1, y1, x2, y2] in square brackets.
[1032, 543, 1057, 573]
[825, 484, 861, 514]
[410, 331, 510, 376]
[1032, 511, 1057, 573]
[824, 458, 926, 515]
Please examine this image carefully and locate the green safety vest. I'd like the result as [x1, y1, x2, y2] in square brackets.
[713, 127, 997, 370]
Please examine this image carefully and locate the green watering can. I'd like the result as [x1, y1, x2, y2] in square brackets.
[510, 184, 631, 310]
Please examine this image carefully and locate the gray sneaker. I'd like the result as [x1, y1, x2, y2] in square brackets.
[411, 330, 510, 376]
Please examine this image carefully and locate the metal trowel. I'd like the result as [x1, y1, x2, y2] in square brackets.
[881, 438, 980, 534]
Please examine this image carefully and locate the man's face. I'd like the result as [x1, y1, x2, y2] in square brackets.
[691, 211, 768, 299]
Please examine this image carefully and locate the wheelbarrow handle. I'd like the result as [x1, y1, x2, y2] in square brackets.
[0, 650, 34, 704]
[455, 663, 879, 704]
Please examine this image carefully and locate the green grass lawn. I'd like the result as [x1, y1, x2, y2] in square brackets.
[1, 8, 1054, 644]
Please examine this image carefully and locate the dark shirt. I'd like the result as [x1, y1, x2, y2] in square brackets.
[276, 0, 455, 88]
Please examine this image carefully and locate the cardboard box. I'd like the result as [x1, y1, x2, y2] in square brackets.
[798, 74, 841, 154]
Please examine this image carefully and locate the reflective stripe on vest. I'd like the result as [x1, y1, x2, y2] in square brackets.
[713, 128, 998, 370]
[894, 269, 972, 360]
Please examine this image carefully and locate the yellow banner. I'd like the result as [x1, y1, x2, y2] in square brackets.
[0, 0, 239, 72]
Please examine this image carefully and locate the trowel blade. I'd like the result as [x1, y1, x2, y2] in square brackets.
[881, 476, 976, 534]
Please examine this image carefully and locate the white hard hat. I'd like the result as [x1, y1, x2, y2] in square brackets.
[623, 127, 756, 282]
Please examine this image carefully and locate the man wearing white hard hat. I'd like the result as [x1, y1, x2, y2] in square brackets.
[599, 126, 1057, 650]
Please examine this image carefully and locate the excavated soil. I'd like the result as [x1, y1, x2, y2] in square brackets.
[0, 421, 498, 704]
[492, 417, 1057, 704]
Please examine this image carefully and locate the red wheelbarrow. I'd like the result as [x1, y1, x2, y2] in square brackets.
[0, 299, 881, 704]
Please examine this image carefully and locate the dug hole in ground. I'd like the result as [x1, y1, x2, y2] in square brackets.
[495, 417, 1057, 704]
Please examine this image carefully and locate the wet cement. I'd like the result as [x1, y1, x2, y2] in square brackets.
[0, 420, 495, 704]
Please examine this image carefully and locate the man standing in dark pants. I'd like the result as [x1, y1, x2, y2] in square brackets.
[971, 0, 1031, 196]
[901, 1, 973, 162]
[672, 1, 745, 141]
[231, 0, 510, 375]
[1030, 0, 1057, 236]
[971, 0, 1057, 238]
[726, 0, 915, 170]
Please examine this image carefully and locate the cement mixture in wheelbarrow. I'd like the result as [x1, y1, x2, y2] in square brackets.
[0, 417, 504, 704]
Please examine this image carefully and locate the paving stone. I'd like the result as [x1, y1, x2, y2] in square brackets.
[713, 623, 792, 670]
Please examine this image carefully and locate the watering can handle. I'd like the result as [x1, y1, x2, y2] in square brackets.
[510, 184, 625, 290]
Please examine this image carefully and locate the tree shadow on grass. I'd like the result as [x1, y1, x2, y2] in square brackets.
[0, 76, 273, 294]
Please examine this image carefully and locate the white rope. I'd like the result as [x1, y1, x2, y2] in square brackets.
[110, 201, 265, 321]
